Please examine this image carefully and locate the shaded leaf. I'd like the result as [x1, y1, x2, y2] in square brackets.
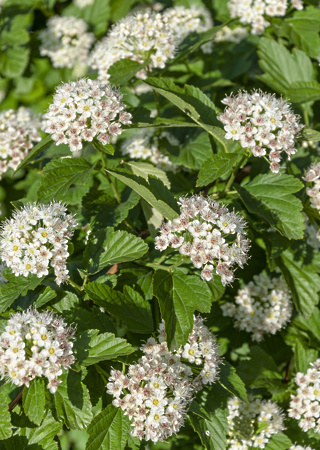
[153, 270, 212, 350]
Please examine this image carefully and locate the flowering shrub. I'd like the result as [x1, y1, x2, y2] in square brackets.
[0, 0, 320, 449]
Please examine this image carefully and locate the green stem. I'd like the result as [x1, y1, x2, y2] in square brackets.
[302, 107, 310, 126]
[67, 279, 83, 295]
[95, 365, 109, 384]
[93, 141, 122, 204]
[221, 154, 247, 197]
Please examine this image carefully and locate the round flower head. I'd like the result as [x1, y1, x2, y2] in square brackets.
[107, 330, 194, 443]
[228, 0, 304, 35]
[163, 5, 213, 52]
[121, 129, 180, 172]
[218, 90, 303, 173]
[0, 108, 41, 179]
[227, 396, 285, 449]
[155, 194, 250, 286]
[221, 272, 292, 341]
[288, 358, 320, 433]
[176, 315, 220, 389]
[0, 308, 75, 393]
[0, 201, 77, 285]
[42, 78, 132, 152]
[90, 10, 177, 82]
[304, 162, 320, 212]
[39, 16, 94, 70]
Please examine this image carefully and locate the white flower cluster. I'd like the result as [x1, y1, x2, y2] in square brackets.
[121, 129, 179, 172]
[289, 358, 320, 433]
[74, 0, 94, 7]
[290, 446, 315, 450]
[0, 308, 75, 393]
[39, 16, 94, 69]
[0, 202, 77, 285]
[228, 0, 304, 35]
[42, 78, 132, 152]
[305, 162, 320, 212]
[221, 272, 292, 341]
[177, 315, 220, 389]
[108, 316, 220, 443]
[90, 11, 177, 82]
[155, 194, 250, 286]
[0, 108, 41, 179]
[227, 396, 285, 449]
[163, 5, 213, 52]
[214, 26, 248, 44]
[217, 90, 303, 173]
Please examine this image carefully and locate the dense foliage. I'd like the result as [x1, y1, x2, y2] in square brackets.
[0, 0, 320, 449]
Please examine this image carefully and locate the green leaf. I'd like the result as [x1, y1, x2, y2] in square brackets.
[13, 136, 53, 174]
[22, 378, 45, 426]
[294, 340, 318, 373]
[287, 81, 320, 104]
[278, 248, 320, 317]
[144, 77, 231, 153]
[153, 270, 212, 350]
[219, 361, 247, 402]
[53, 370, 93, 430]
[237, 347, 282, 393]
[301, 128, 320, 142]
[20, 410, 62, 449]
[0, 46, 30, 78]
[0, 272, 45, 314]
[129, 107, 198, 129]
[164, 132, 213, 171]
[257, 38, 314, 94]
[197, 153, 243, 187]
[189, 385, 229, 450]
[109, 58, 149, 85]
[63, 0, 110, 35]
[0, 389, 12, 440]
[92, 139, 115, 155]
[37, 158, 96, 203]
[294, 308, 320, 344]
[83, 227, 148, 274]
[172, 24, 228, 64]
[265, 432, 292, 450]
[107, 169, 179, 221]
[84, 282, 154, 333]
[284, 6, 320, 59]
[74, 329, 133, 367]
[235, 173, 304, 240]
[33, 286, 57, 309]
[86, 404, 131, 450]
[124, 161, 170, 188]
